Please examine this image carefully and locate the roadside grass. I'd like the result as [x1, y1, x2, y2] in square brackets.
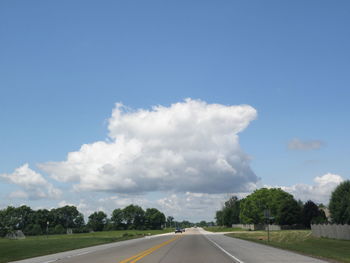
[203, 226, 243, 232]
[226, 230, 350, 263]
[0, 229, 172, 263]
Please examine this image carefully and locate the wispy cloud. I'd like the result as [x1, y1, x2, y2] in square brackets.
[288, 138, 325, 151]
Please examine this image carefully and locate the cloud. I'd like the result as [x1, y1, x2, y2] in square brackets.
[279, 173, 344, 204]
[288, 138, 325, 151]
[40, 99, 258, 194]
[0, 164, 62, 200]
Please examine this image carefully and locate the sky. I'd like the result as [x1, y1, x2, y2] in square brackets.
[1, 0, 349, 222]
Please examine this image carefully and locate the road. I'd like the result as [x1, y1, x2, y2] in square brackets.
[12, 228, 327, 263]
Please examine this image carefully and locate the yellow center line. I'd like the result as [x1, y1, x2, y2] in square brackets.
[119, 236, 181, 263]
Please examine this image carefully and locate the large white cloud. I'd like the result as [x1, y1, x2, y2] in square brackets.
[280, 173, 344, 204]
[39, 99, 258, 194]
[0, 164, 62, 200]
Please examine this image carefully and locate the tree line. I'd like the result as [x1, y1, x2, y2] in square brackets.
[216, 181, 350, 228]
[0, 204, 167, 237]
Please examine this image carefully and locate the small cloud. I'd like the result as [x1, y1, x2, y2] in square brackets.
[0, 164, 62, 200]
[288, 138, 325, 151]
[278, 173, 344, 204]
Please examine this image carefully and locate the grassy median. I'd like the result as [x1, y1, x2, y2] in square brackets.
[0, 229, 172, 263]
[226, 230, 350, 263]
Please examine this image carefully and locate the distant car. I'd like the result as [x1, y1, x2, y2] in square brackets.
[175, 228, 182, 233]
[181, 228, 185, 232]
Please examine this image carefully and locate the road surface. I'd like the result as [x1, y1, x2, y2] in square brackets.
[12, 228, 327, 263]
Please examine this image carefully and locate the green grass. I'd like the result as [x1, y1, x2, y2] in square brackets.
[226, 230, 350, 263]
[0, 229, 172, 263]
[203, 226, 244, 232]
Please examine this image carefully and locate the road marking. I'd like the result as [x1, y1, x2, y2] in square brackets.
[119, 236, 180, 263]
[204, 235, 245, 263]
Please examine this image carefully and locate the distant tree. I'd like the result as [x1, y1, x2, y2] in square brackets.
[145, 208, 166, 230]
[223, 196, 241, 226]
[88, 211, 107, 231]
[0, 206, 21, 234]
[329, 180, 350, 224]
[215, 210, 224, 226]
[53, 224, 66, 234]
[32, 209, 51, 232]
[122, 205, 145, 230]
[50, 206, 82, 230]
[166, 216, 174, 228]
[24, 224, 43, 236]
[198, 221, 208, 227]
[277, 198, 302, 225]
[111, 208, 124, 230]
[301, 200, 326, 228]
[240, 188, 301, 225]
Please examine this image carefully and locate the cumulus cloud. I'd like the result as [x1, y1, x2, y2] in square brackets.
[39, 99, 258, 194]
[288, 138, 325, 151]
[0, 164, 62, 200]
[280, 173, 344, 204]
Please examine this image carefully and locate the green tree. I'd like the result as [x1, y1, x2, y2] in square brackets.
[88, 211, 107, 231]
[329, 180, 350, 224]
[166, 216, 174, 228]
[240, 188, 300, 225]
[111, 208, 125, 230]
[215, 210, 224, 226]
[122, 205, 145, 230]
[301, 200, 326, 228]
[50, 206, 82, 230]
[277, 198, 302, 225]
[222, 196, 240, 226]
[145, 208, 166, 230]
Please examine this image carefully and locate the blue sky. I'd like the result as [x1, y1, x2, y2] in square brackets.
[1, 0, 349, 221]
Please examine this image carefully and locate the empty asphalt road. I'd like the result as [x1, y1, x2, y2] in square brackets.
[12, 228, 328, 263]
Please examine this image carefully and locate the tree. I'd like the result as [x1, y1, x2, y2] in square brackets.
[329, 180, 350, 224]
[301, 200, 326, 228]
[215, 210, 224, 226]
[88, 211, 107, 231]
[277, 198, 302, 225]
[50, 206, 82, 230]
[166, 216, 174, 228]
[215, 196, 241, 227]
[145, 208, 166, 230]
[122, 205, 145, 230]
[111, 208, 124, 230]
[222, 196, 240, 226]
[240, 188, 301, 225]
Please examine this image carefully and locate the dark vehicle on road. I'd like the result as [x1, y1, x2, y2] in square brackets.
[175, 228, 182, 233]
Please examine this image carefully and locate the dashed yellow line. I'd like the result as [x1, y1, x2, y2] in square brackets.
[119, 236, 180, 263]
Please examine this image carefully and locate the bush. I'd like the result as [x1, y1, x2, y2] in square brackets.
[24, 224, 43, 236]
[53, 225, 66, 234]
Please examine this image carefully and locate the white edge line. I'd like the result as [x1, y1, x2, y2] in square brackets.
[204, 235, 245, 263]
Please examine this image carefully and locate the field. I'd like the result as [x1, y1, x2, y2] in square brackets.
[0, 229, 172, 263]
[227, 230, 350, 263]
[203, 226, 244, 232]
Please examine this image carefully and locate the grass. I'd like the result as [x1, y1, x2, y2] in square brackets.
[226, 230, 350, 263]
[0, 229, 172, 263]
[203, 226, 244, 232]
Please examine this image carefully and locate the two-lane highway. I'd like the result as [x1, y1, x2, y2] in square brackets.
[12, 228, 328, 263]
